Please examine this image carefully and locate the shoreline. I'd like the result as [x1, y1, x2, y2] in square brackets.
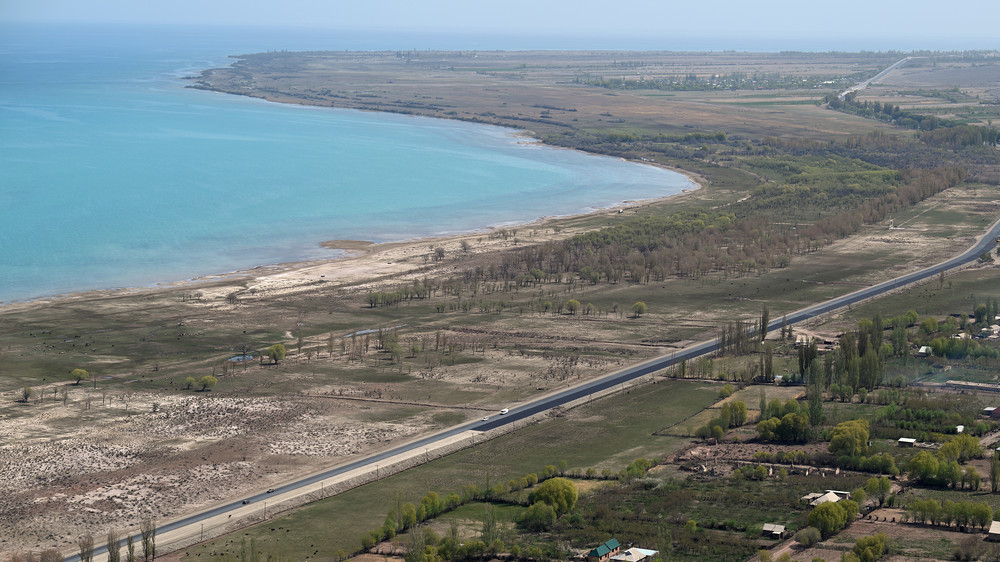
[1, 77, 703, 312]
[0, 178, 702, 314]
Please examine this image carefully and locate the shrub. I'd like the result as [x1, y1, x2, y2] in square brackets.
[520, 502, 556, 531]
[794, 526, 822, 548]
[852, 532, 888, 561]
[529, 477, 577, 515]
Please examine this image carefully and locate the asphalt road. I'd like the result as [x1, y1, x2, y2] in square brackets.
[839, 56, 916, 99]
[68, 220, 1000, 561]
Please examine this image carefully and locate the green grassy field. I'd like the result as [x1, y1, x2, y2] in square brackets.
[181, 378, 717, 559]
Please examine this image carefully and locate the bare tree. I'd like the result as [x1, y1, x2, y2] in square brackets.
[126, 535, 135, 562]
[107, 529, 121, 562]
[140, 519, 156, 561]
[77, 532, 95, 562]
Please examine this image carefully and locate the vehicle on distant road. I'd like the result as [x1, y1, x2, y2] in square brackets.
[266, 488, 275, 493]
[482, 416, 489, 421]
[500, 408, 509, 415]
[241, 499, 250, 504]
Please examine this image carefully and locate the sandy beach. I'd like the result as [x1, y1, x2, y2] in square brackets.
[0, 167, 702, 316]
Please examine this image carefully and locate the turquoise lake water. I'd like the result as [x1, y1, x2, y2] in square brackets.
[0, 25, 693, 303]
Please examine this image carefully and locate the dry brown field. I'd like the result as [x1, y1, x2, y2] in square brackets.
[192, 50, 903, 139]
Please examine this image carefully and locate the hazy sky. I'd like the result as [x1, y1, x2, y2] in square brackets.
[2, 0, 998, 51]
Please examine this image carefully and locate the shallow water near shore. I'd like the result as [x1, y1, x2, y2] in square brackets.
[0, 24, 692, 303]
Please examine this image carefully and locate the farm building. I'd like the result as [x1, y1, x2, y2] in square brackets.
[802, 491, 841, 506]
[985, 407, 997, 417]
[587, 539, 622, 562]
[989, 521, 1000, 542]
[898, 437, 916, 447]
[916, 346, 932, 357]
[761, 523, 786, 539]
[610, 547, 659, 562]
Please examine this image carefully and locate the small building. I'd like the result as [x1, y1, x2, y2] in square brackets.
[761, 523, 786, 539]
[988, 521, 1000, 542]
[610, 547, 659, 562]
[957, 425, 965, 434]
[827, 490, 852, 500]
[800, 492, 823, 504]
[916, 346, 932, 357]
[984, 407, 997, 417]
[898, 437, 917, 447]
[588, 539, 622, 562]
[809, 491, 842, 506]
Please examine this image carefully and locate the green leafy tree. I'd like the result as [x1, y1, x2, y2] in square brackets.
[794, 526, 821, 547]
[759, 306, 770, 342]
[807, 500, 858, 538]
[631, 301, 647, 317]
[71, 368, 90, 385]
[199, 375, 217, 391]
[852, 488, 866, 507]
[852, 533, 887, 562]
[939, 433, 980, 463]
[267, 343, 287, 364]
[907, 450, 941, 483]
[991, 451, 1000, 494]
[807, 379, 824, 427]
[400, 502, 418, 530]
[20, 386, 34, 403]
[566, 299, 581, 315]
[519, 502, 556, 531]
[529, 477, 577, 516]
[890, 325, 908, 356]
[828, 419, 869, 458]
[973, 502, 993, 530]
[183, 376, 196, 390]
[865, 476, 891, 506]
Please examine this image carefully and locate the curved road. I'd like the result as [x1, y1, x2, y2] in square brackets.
[69, 220, 1000, 561]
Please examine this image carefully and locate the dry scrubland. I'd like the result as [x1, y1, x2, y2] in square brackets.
[192, 50, 904, 139]
[2, 50, 1000, 559]
[858, 59, 1000, 127]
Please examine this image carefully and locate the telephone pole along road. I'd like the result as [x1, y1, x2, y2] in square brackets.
[68, 218, 1000, 562]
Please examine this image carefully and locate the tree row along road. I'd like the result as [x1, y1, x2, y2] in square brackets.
[68, 218, 1000, 561]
